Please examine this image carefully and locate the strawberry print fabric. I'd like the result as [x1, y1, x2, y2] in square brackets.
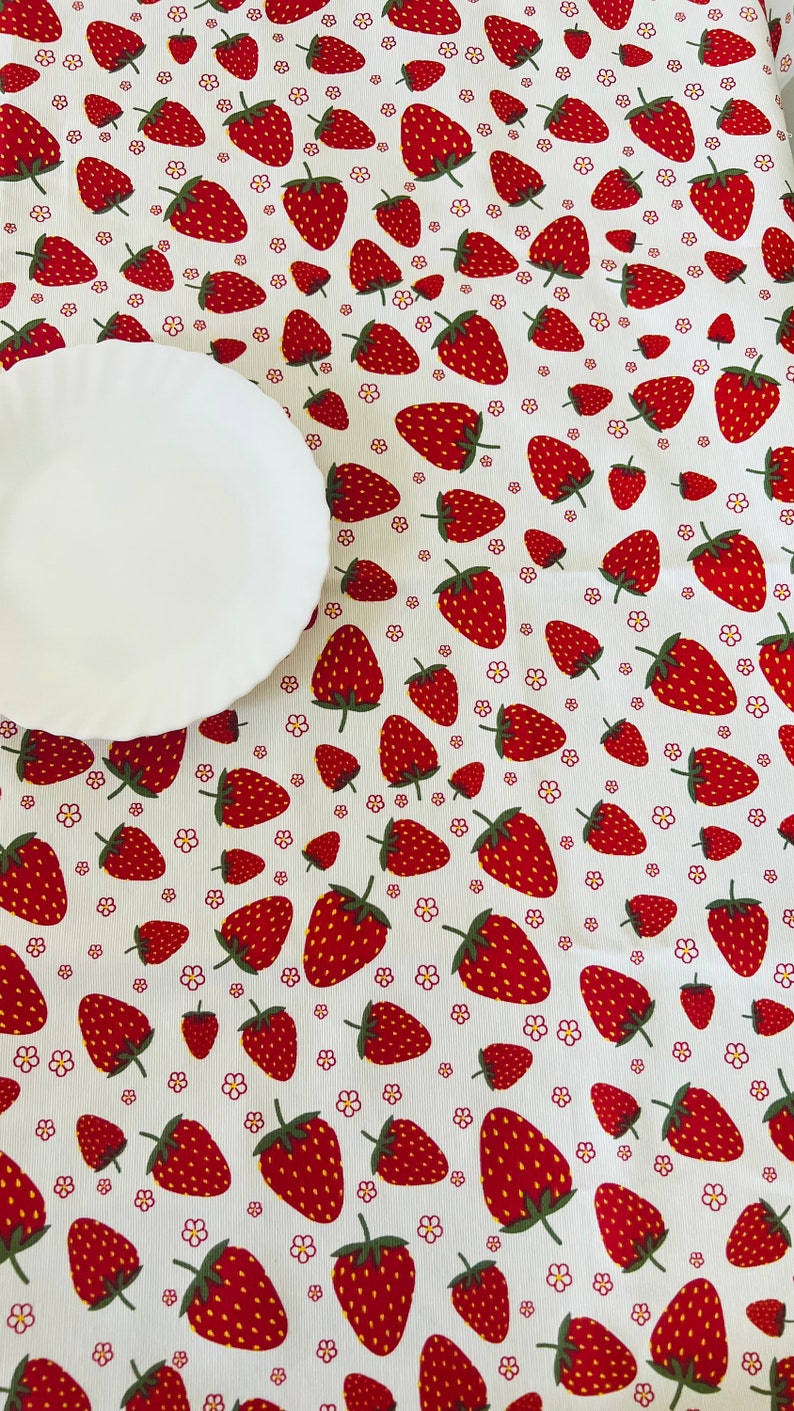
[2, 0, 794, 1407]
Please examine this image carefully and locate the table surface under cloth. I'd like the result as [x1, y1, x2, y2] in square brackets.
[2, 0, 794, 1407]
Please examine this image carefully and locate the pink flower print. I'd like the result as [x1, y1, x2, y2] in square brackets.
[417, 1214, 443, 1243]
[162, 1289, 177, 1306]
[335, 1090, 361, 1118]
[35, 1120, 54, 1141]
[552, 1087, 571, 1108]
[222, 1072, 247, 1100]
[498, 1356, 519, 1380]
[205, 891, 224, 910]
[546, 1262, 572, 1292]
[290, 1235, 316, 1264]
[742, 1353, 762, 1376]
[92, 1341, 113, 1365]
[244, 1112, 264, 1134]
[383, 1083, 402, 1105]
[13, 1046, 39, 1074]
[523, 1014, 547, 1041]
[633, 1385, 654, 1407]
[357, 1181, 377, 1203]
[48, 1049, 73, 1077]
[672, 1041, 691, 1062]
[415, 964, 439, 991]
[54, 1175, 75, 1198]
[415, 897, 438, 921]
[174, 828, 198, 853]
[593, 1272, 613, 1296]
[724, 1042, 749, 1069]
[7, 1303, 34, 1334]
[654, 1154, 673, 1176]
[453, 1107, 473, 1129]
[134, 1189, 154, 1212]
[575, 1142, 595, 1164]
[316, 1339, 337, 1363]
[701, 1183, 727, 1212]
[181, 1218, 208, 1247]
[180, 966, 205, 990]
[450, 1004, 469, 1025]
[316, 1050, 336, 1071]
[168, 1072, 188, 1094]
[631, 1303, 651, 1326]
[557, 1019, 581, 1046]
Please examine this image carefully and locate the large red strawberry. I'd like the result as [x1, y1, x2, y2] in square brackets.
[349, 238, 401, 301]
[175, 1239, 287, 1350]
[379, 713, 439, 797]
[747, 445, 794, 501]
[693, 26, 755, 65]
[480, 1106, 574, 1241]
[0, 103, 61, 193]
[142, 1114, 231, 1195]
[432, 308, 507, 384]
[0, 0, 61, 41]
[344, 320, 418, 376]
[96, 825, 164, 881]
[254, 1100, 344, 1222]
[78, 993, 153, 1077]
[343, 1373, 397, 1411]
[538, 1316, 636, 1395]
[311, 623, 384, 729]
[121, 243, 174, 291]
[636, 632, 737, 714]
[600, 529, 659, 601]
[648, 1280, 728, 1403]
[448, 1252, 508, 1343]
[384, 0, 459, 31]
[444, 908, 551, 1003]
[105, 730, 185, 797]
[652, 1084, 744, 1160]
[396, 401, 498, 472]
[76, 1113, 127, 1172]
[695, 825, 741, 862]
[527, 436, 593, 505]
[127, 920, 189, 966]
[480, 702, 565, 761]
[67, 1217, 141, 1309]
[706, 879, 767, 976]
[435, 561, 506, 647]
[671, 745, 758, 806]
[687, 523, 766, 610]
[449, 761, 485, 799]
[0, 1151, 48, 1282]
[200, 766, 289, 828]
[363, 1115, 447, 1185]
[215, 896, 293, 973]
[714, 96, 770, 136]
[627, 89, 695, 161]
[607, 261, 685, 308]
[86, 19, 145, 71]
[591, 1082, 641, 1139]
[304, 877, 391, 987]
[419, 1335, 489, 1411]
[524, 305, 583, 352]
[331, 1215, 415, 1356]
[213, 848, 264, 886]
[444, 227, 518, 277]
[424, 488, 505, 543]
[0, 1358, 90, 1411]
[538, 93, 609, 142]
[238, 1002, 296, 1080]
[213, 30, 258, 80]
[0, 946, 46, 1034]
[160, 175, 247, 243]
[136, 97, 205, 146]
[368, 818, 450, 876]
[594, 1183, 667, 1271]
[600, 716, 648, 766]
[17, 234, 96, 287]
[471, 808, 558, 897]
[0, 319, 65, 370]
[715, 356, 780, 442]
[0, 1078, 20, 1115]
[726, 1199, 791, 1267]
[290, 258, 330, 297]
[281, 307, 331, 370]
[94, 311, 151, 344]
[628, 373, 694, 429]
[312, 105, 375, 150]
[528, 215, 590, 284]
[579, 800, 646, 855]
[762, 225, 794, 283]
[347, 999, 431, 1064]
[315, 742, 360, 793]
[400, 104, 473, 185]
[75, 155, 134, 214]
[580, 965, 654, 1046]
[622, 893, 677, 938]
[473, 1042, 533, 1091]
[0, 833, 67, 924]
[759, 613, 794, 710]
[282, 163, 348, 249]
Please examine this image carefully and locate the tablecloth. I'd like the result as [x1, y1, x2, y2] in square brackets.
[1, 0, 794, 1407]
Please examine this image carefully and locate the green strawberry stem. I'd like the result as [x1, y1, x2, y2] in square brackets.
[213, 924, 256, 973]
[538, 1312, 583, 1381]
[762, 1069, 794, 1124]
[752, 1357, 794, 1407]
[0, 832, 36, 873]
[103, 755, 157, 800]
[670, 746, 704, 804]
[174, 1238, 228, 1316]
[647, 1356, 720, 1409]
[625, 1229, 667, 1273]
[469, 808, 521, 856]
[121, 1362, 170, 1406]
[414, 150, 473, 189]
[759, 612, 794, 652]
[781, 546, 794, 575]
[599, 566, 645, 604]
[252, 1099, 320, 1157]
[0, 1223, 49, 1284]
[720, 353, 779, 390]
[635, 632, 683, 688]
[448, 1251, 496, 1288]
[705, 878, 759, 917]
[142, 1114, 185, 1173]
[199, 766, 232, 825]
[443, 908, 492, 971]
[367, 819, 405, 870]
[651, 1083, 692, 1141]
[330, 1212, 408, 1264]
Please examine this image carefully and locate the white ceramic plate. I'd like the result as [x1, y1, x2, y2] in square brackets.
[0, 341, 329, 738]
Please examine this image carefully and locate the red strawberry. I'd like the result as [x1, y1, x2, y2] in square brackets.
[767, 306, 794, 354]
[302, 829, 340, 872]
[587, 0, 633, 26]
[600, 716, 648, 766]
[628, 373, 694, 429]
[373, 190, 420, 247]
[297, 33, 365, 72]
[671, 745, 758, 805]
[160, 175, 247, 242]
[695, 824, 742, 860]
[254, 1100, 344, 1222]
[1, 105, 61, 196]
[199, 708, 244, 743]
[538, 93, 609, 142]
[444, 908, 551, 1003]
[423, 488, 504, 544]
[398, 58, 446, 90]
[689, 158, 755, 241]
[304, 877, 391, 987]
[312, 105, 375, 150]
[693, 26, 756, 65]
[67, 1217, 140, 1310]
[345, 319, 419, 375]
[121, 1362, 189, 1411]
[214, 848, 264, 886]
[527, 436, 593, 505]
[94, 311, 151, 344]
[78, 993, 154, 1077]
[225, 94, 293, 164]
[419, 1335, 489, 1411]
[580, 964, 654, 1046]
[331, 1215, 415, 1357]
[168, 30, 197, 64]
[344, 1375, 396, 1411]
[1, 1358, 89, 1411]
[126, 920, 188, 967]
[215, 896, 293, 974]
[0, 283, 15, 308]
[213, 30, 258, 80]
[591, 1082, 641, 1139]
[0, 0, 61, 40]
[96, 825, 164, 882]
[0, 1077, 20, 1114]
[290, 258, 330, 296]
[444, 227, 518, 277]
[676, 470, 717, 499]
[473, 1042, 533, 1091]
[181, 1002, 218, 1059]
[76, 155, 134, 214]
[480, 701, 565, 761]
[600, 528, 659, 601]
[622, 893, 677, 938]
[435, 561, 505, 647]
[489, 149, 545, 207]
[616, 41, 652, 64]
[449, 1252, 509, 1342]
[607, 455, 646, 509]
[346, 999, 431, 1064]
[349, 238, 401, 301]
[607, 261, 685, 308]
[747, 1301, 793, 1339]
[471, 808, 558, 897]
[781, 723, 794, 764]
[0, 833, 67, 924]
[523, 305, 584, 352]
[564, 382, 612, 416]
[136, 97, 205, 146]
[705, 248, 747, 283]
[770, 11, 784, 56]
[383, 0, 459, 31]
[281, 308, 331, 371]
[636, 333, 670, 359]
[142, 1114, 230, 1196]
[679, 974, 715, 1030]
[379, 713, 439, 797]
[120, 242, 173, 291]
[16, 234, 95, 287]
[368, 817, 450, 876]
[326, 460, 399, 521]
[747, 998, 794, 1036]
[480, 1106, 573, 1239]
[759, 613, 794, 710]
[0, 1151, 48, 1282]
[2, 728, 92, 784]
[605, 227, 638, 252]
[86, 19, 145, 72]
[400, 103, 472, 186]
[406, 659, 458, 725]
[175, 1239, 287, 1350]
[649, 1280, 728, 1403]
[564, 24, 591, 57]
[590, 165, 643, 210]
[75, 1113, 127, 1172]
[282, 163, 347, 249]
[484, 14, 542, 67]
[636, 632, 737, 714]
[304, 384, 348, 429]
[715, 355, 780, 442]
[239, 1001, 296, 1080]
[713, 96, 770, 136]
[432, 308, 507, 384]
[706, 879, 768, 976]
[315, 742, 360, 792]
[528, 215, 590, 284]
[105, 731, 185, 796]
[781, 813, 794, 848]
[764, 1071, 794, 1162]
[594, 1183, 667, 1272]
[579, 800, 646, 856]
[545, 619, 602, 678]
[312, 622, 383, 729]
[200, 766, 289, 828]
[449, 761, 485, 799]
[627, 88, 695, 161]
[524, 528, 566, 569]
[490, 88, 527, 126]
[652, 1086, 744, 1160]
[364, 1115, 448, 1185]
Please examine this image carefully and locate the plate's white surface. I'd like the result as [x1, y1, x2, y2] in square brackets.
[0, 341, 330, 738]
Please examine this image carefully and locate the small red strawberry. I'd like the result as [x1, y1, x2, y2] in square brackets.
[75, 155, 134, 215]
[679, 974, 715, 1030]
[379, 713, 439, 797]
[676, 470, 717, 500]
[580, 964, 654, 1046]
[373, 189, 421, 247]
[706, 879, 768, 976]
[126, 920, 189, 966]
[564, 24, 591, 57]
[524, 528, 566, 569]
[302, 830, 340, 872]
[397, 58, 446, 90]
[472, 1042, 533, 1091]
[622, 893, 677, 938]
[746, 1299, 792, 1338]
[423, 488, 505, 542]
[0, 283, 15, 309]
[326, 460, 400, 521]
[290, 258, 330, 296]
[160, 174, 247, 243]
[200, 766, 289, 828]
[564, 381, 612, 416]
[628, 373, 695, 430]
[480, 701, 565, 762]
[315, 742, 360, 792]
[484, 14, 542, 67]
[253, 1099, 344, 1222]
[121, 1362, 189, 1411]
[546, 619, 602, 678]
[120, 241, 174, 291]
[190, 269, 266, 313]
[649, 1281, 729, 1406]
[607, 260, 685, 308]
[0, 62, 39, 93]
[764, 1071, 794, 1162]
[214, 896, 293, 973]
[435, 560, 506, 648]
[538, 93, 609, 143]
[135, 96, 205, 146]
[199, 708, 245, 743]
[2, 728, 93, 785]
[168, 30, 197, 63]
[419, 1335, 489, 1411]
[0, 1077, 20, 1114]
[635, 333, 670, 359]
[616, 42, 652, 64]
[282, 163, 348, 249]
[84, 92, 122, 128]
[239, 1001, 296, 1080]
[405, 658, 458, 725]
[590, 165, 643, 210]
[213, 847, 265, 884]
[671, 745, 758, 806]
[432, 308, 507, 384]
[67, 1217, 141, 1310]
[579, 800, 647, 856]
[600, 716, 648, 766]
[527, 436, 593, 506]
[349, 237, 401, 301]
[312, 622, 383, 730]
[448, 761, 485, 799]
[705, 248, 747, 283]
[75, 1113, 127, 1172]
[213, 29, 258, 80]
[1, 1358, 90, 1411]
[443, 227, 518, 277]
[281, 308, 331, 371]
[759, 613, 794, 711]
[599, 528, 659, 601]
[0, 1152, 48, 1282]
[594, 1183, 668, 1272]
[636, 632, 737, 714]
[523, 304, 584, 352]
[692, 26, 756, 65]
[96, 825, 165, 881]
[490, 87, 527, 126]
[607, 455, 646, 509]
[746, 998, 794, 1036]
[0, 833, 67, 924]
[86, 19, 145, 72]
[591, 1082, 640, 1139]
[304, 384, 348, 430]
[713, 96, 770, 136]
[489, 149, 545, 207]
[343, 1373, 397, 1411]
[312, 105, 375, 150]
[363, 1115, 448, 1185]
[94, 311, 151, 344]
[605, 227, 638, 252]
[695, 824, 742, 860]
[297, 33, 365, 73]
[448, 1252, 509, 1343]
[344, 319, 419, 375]
[181, 1001, 218, 1059]
[303, 877, 391, 988]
